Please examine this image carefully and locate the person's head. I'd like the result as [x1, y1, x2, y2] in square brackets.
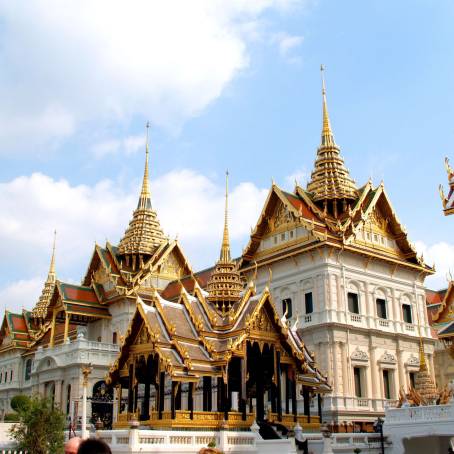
[64, 437, 82, 454]
[77, 438, 112, 454]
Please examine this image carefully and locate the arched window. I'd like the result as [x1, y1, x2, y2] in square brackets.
[66, 384, 71, 414]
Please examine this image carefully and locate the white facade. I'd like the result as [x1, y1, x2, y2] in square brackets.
[252, 246, 435, 424]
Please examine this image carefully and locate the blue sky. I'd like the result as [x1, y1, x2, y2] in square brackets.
[0, 0, 453, 312]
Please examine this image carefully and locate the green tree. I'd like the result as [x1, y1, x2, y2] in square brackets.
[10, 395, 30, 413]
[10, 395, 65, 454]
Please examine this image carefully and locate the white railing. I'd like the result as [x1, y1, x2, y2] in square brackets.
[385, 403, 454, 424]
[304, 315, 312, 323]
[378, 319, 389, 327]
[305, 432, 391, 453]
[356, 398, 369, 407]
[405, 323, 415, 332]
[98, 428, 260, 452]
[350, 314, 362, 323]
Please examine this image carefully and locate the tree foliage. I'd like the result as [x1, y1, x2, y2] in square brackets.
[9, 395, 65, 454]
[10, 395, 30, 413]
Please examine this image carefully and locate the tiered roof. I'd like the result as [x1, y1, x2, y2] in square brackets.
[32, 231, 57, 320]
[306, 66, 358, 206]
[241, 68, 433, 277]
[118, 129, 167, 261]
[206, 173, 243, 315]
[108, 274, 330, 391]
[0, 310, 36, 350]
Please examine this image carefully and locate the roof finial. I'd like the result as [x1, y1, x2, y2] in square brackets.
[49, 230, 57, 279]
[220, 170, 231, 262]
[138, 121, 151, 210]
[320, 64, 335, 147]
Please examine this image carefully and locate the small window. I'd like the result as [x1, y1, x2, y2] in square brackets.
[281, 233, 286, 241]
[97, 336, 102, 342]
[354, 367, 363, 397]
[274, 236, 278, 245]
[112, 332, 118, 344]
[348, 293, 360, 314]
[0, 373, 3, 383]
[409, 372, 416, 388]
[402, 304, 412, 324]
[376, 298, 387, 319]
[10, 370, 13, 382]
[290, 231, 294, 239]
[383, 370, 391, 399]
[305, 292, 313, 314]
[282, 298, 292, 319]
[24, 359, 32, 381]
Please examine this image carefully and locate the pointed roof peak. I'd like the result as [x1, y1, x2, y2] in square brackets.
[31, 231, 58, 319]
[220, 170, 231, 262]
[320, 64, 335, 147]
[118, 121, 166, 258]
[137, 121, 152, 210]
[206, 171, 242, 315]
[48, 229, 57, 279]
[307, 66, 358, 205]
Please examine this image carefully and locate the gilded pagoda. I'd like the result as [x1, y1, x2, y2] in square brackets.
[107, 173, 330, 430]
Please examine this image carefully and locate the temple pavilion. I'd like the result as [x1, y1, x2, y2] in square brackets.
[107, 174, 330, 431]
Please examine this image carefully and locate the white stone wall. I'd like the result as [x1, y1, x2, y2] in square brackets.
[252, 246, 435, 422]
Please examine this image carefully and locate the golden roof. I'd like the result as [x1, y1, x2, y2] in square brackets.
[306, 66, 358, 203]
[206, 172, 243, 315]
[32, 231, 57, 319]
[118, 125, 166, 258]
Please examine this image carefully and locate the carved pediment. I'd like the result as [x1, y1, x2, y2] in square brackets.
[264, 201, 295, 235]
[366, 207, 390, 234]
[248, 309, 274, 333]
[405, 354, 420, 367]
[379, 351, 397, 364]
[351, 347, 369, 362]
[160, 251, 184, 279]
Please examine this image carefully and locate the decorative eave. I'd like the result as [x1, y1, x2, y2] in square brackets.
[431, 281, 454, 323]
[439, 157, 454, 216]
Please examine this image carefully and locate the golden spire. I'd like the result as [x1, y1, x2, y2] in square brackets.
[220, 171, 231, 262]
[206, 172, 243, 315]
[138, 122, 151, 210]
[118, 122, 166, 261]
[32, 230, 58, 319]
[321, 64, 335, 147]
[306, 65, 358, 207]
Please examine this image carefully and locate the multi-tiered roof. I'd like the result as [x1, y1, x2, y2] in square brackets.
[306, 66, 358, 216]
[118, 125, 167, 267]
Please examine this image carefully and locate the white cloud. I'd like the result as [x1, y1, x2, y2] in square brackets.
[273, 32, 304, 63]
[0, 170, 268, 309]
[415, 241, 454, 290]
[0, 278, 43, 314]
[285, 168, 309, 189]
[91, 134, 145, 158]
[0, 0, 301, 152]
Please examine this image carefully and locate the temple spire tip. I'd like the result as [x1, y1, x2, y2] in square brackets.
[220, 170, 231, 262]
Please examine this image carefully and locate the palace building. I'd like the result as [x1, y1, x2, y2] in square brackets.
[0, 70, 439, 435]
[239, 68, 436, 429]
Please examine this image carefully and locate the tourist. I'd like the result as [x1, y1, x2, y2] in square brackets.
[64, 437, 81, 454]
[77, 438, 112, 454]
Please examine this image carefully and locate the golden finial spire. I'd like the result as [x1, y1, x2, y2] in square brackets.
[320, 64, 335, 147]
[220, 170, 231, 262]
[138, 121, 151, 210]
[418, 336, 427, 370]
[31, 230, 57, 319]
[48, 229, 57, 279]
